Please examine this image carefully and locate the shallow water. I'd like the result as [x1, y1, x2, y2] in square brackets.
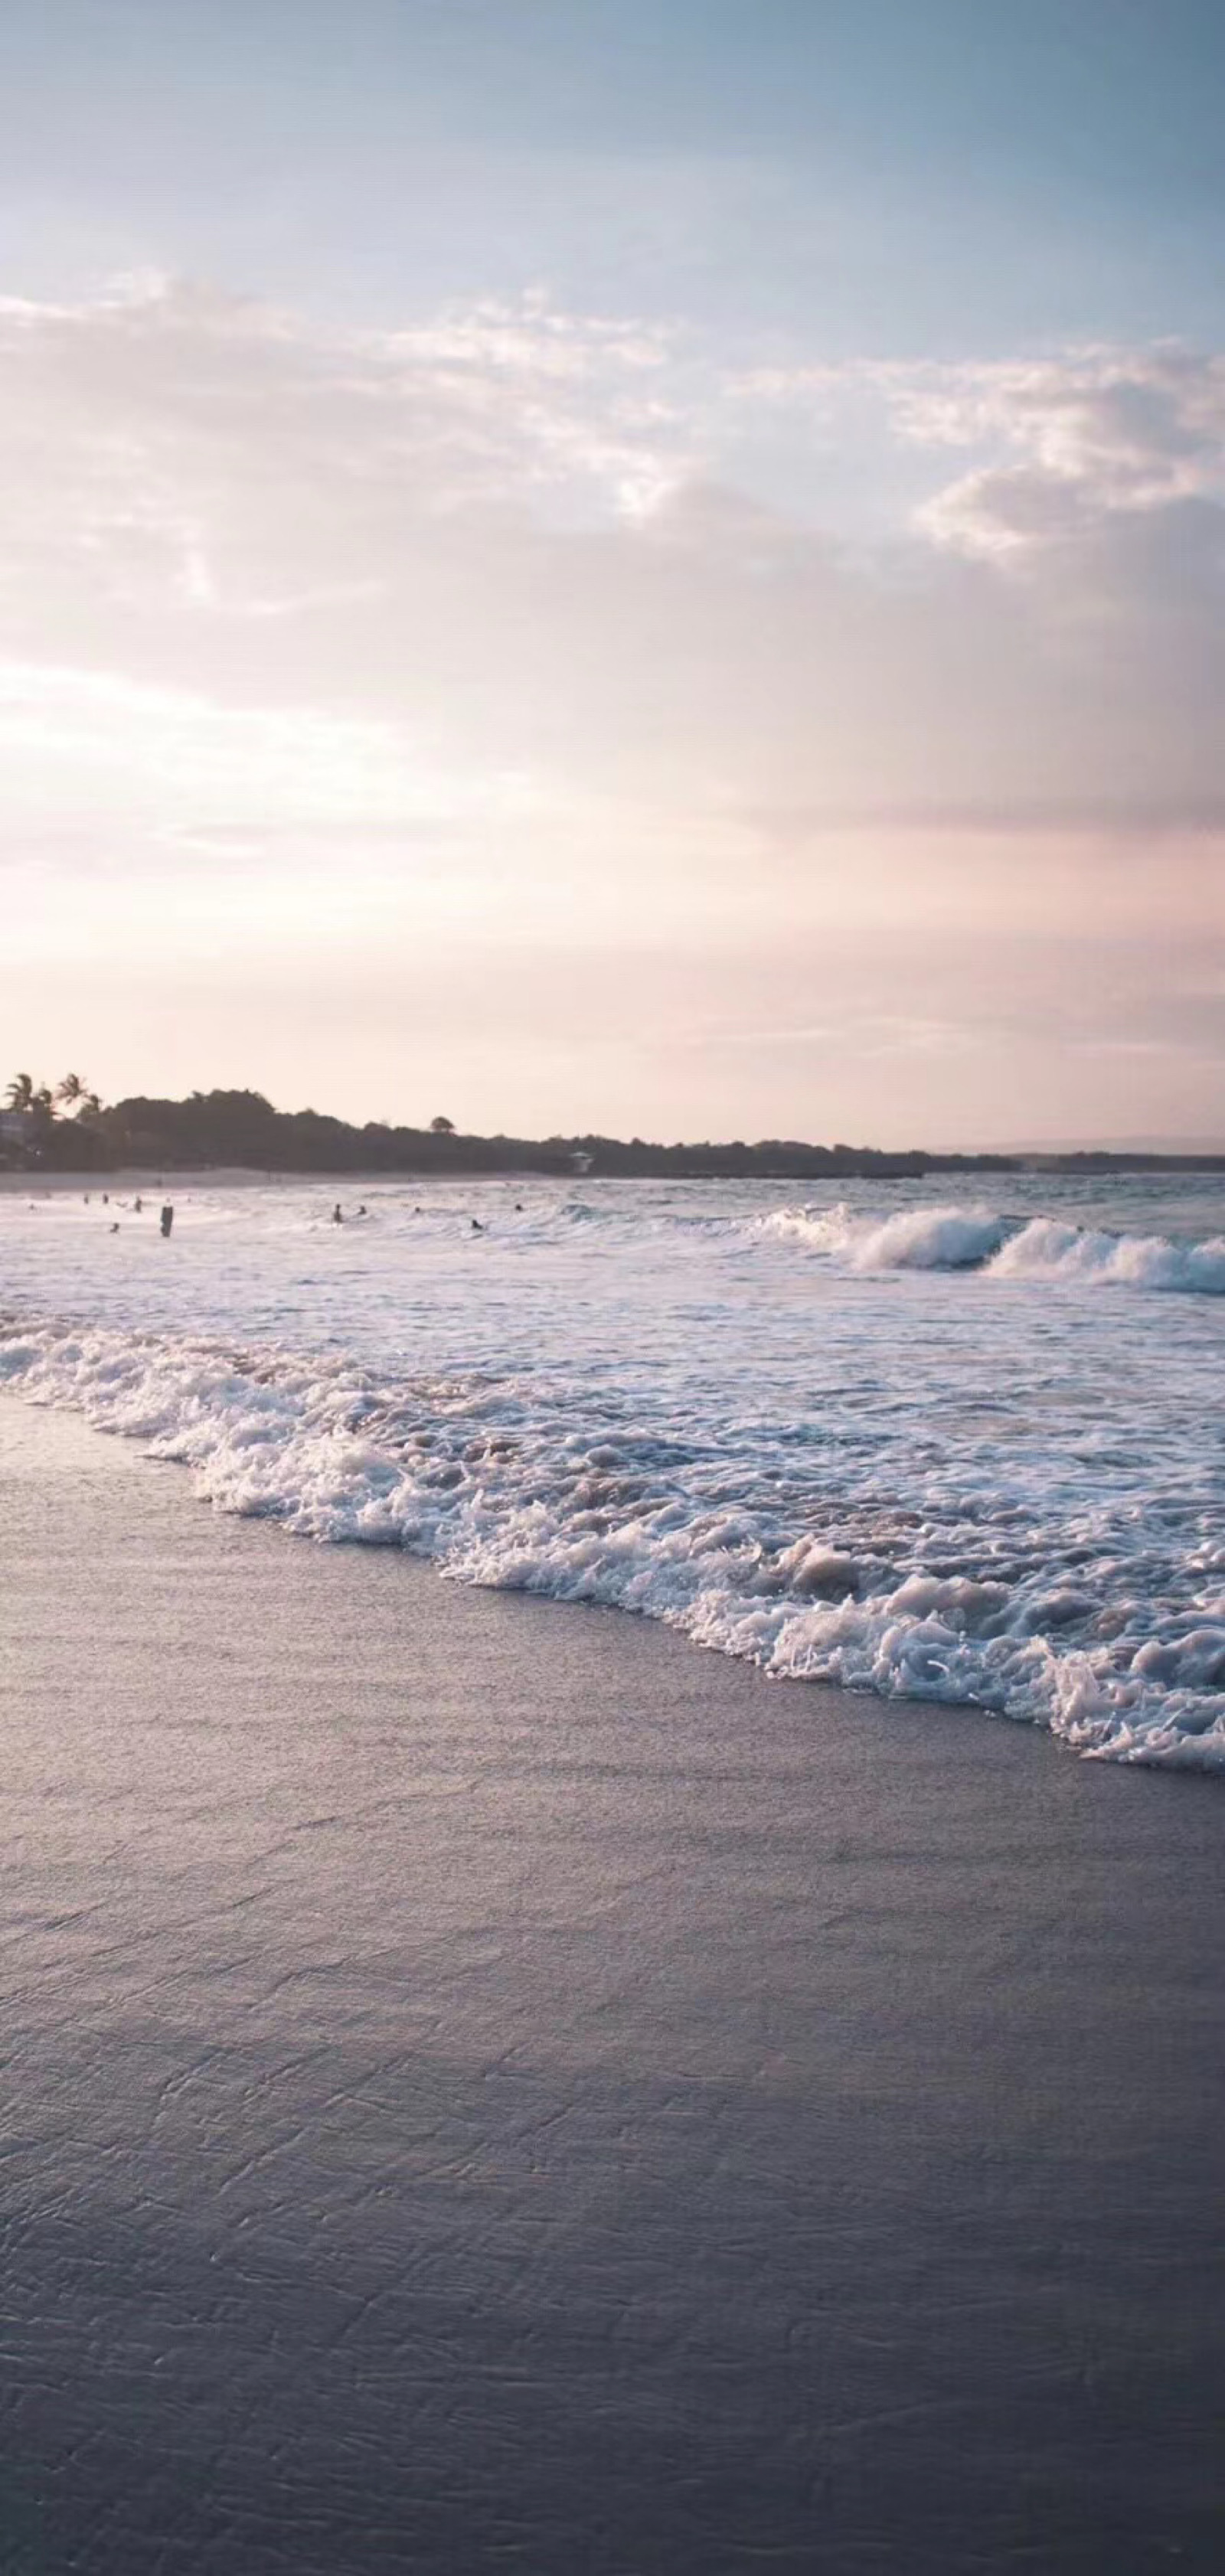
[3, 1169, 1224, 1766]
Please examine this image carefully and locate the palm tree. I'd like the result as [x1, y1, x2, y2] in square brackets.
[80, 1092, 102, 1119]
[56, 1072, 87, 1112]
[5, 1073, 34, 1111]
[31, 1083, 54, 1114]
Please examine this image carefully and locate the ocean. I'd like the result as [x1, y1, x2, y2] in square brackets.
[4, 1167, 1223, 1769]
[4, 1182, 1224, 2573]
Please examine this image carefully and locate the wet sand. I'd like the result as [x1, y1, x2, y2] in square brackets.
[1, 1402, 1222, 2573]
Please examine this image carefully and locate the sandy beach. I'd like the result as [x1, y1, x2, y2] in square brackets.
[1, 1397, 1221, 2572]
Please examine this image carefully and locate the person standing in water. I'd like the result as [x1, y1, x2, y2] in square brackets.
[160, 1203, 175, 1238]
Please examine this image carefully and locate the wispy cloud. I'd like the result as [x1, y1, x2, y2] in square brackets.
[732, 340, 1225, 553]
[5, 281, 1224, 821]
[2, 277, 1222, 1138]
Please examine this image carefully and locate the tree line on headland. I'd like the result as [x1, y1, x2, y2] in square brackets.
[2, 1078, 1222, 1178]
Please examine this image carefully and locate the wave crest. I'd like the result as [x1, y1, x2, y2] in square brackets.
[755, 1202, 1225, 1292]
[988, 1216, 1225, 1292]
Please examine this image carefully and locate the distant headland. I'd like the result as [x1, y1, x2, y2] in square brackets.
[2, 1079, 1223, 1180]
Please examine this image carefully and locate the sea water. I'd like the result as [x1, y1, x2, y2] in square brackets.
[2, 1170, 1223, 1768]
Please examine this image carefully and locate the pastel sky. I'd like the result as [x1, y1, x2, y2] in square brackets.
[3, 0, 1223, 1145]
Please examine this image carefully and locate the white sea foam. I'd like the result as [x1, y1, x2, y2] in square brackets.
[756, 1199, 1225, 1290]
[3, 1171, 1224, 1773]
[4, 1171, 1224, 1766]
[987, 1216, 1225, 1292]
[756, 1202, 1009, 1268]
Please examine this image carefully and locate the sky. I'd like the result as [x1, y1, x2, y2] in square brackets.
[2, 0, 1223, 1147]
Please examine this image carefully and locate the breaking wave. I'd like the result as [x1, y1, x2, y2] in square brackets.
[755, 1202, 1225, 1291]
[756, 1203, 1008, 1268]
[989, 1216, 1225, 1292]
[3, 1314, 1223, 1772]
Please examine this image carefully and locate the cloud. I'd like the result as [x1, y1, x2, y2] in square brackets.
[3, 278, 1225, 830]
[1, 277, 1222, 1138]
[734, 338, 1225, 564]
[883, 344, 1225, 558]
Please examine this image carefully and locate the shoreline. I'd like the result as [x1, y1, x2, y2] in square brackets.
[2, 1295, 1222, 1774]
[0, 1164, 414, 1193]
[2, 1399, 1223, 2571]
[5, 1154, 1225, 1197]
[2, 1368, 1218, 1778]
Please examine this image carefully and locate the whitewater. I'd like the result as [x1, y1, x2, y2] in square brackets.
[3, 1169, 1224, 1769]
